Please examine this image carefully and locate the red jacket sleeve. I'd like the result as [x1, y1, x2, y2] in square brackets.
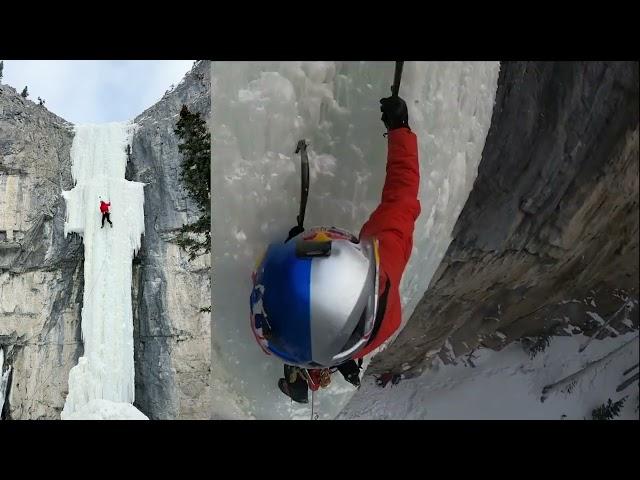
[360, 127, 420, 268]
[357, 127, 420, 356]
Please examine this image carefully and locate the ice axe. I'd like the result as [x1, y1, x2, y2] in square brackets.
[381, 62, 404, 137]
[295, 139, 309, 231]
[391, 61, 404, 97]
[284, 139, 310, 243]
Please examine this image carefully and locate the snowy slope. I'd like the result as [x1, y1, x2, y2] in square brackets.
[61, 123, 147, 420]
[211, 62, 500, 419]
[338, 333, 639, 420]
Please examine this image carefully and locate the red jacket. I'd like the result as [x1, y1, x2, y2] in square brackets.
[99, 201, 111, 213]
[355, 128, 420, 358]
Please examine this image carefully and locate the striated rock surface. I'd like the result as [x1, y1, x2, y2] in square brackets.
[0, 83, 82, 419]
[371, 61, 639, 375]
[129, 60, 211, 419]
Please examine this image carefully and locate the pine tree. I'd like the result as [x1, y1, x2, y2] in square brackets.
[591, 397, 627, 420]
[37, 96, 45, 106]
[21, 86, 28, 98]
[174, 104, 211, 261]
[0, 61, 4, 82]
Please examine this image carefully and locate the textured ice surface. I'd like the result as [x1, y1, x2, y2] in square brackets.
[211, 62, 500, 419]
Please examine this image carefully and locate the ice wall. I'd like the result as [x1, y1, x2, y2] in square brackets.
[61, 123, 147, 420]
[211, 62, 500, 419]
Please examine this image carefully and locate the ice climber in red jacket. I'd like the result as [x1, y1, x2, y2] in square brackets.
[99, 198, 113, 228]
[249, 94, 421, 404]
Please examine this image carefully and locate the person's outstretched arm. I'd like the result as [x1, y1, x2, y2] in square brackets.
[360, 96, 421, 273]
[357, 96, 420, 356]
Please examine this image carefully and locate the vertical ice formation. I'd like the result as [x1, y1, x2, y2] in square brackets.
[61, 122, 147, 420]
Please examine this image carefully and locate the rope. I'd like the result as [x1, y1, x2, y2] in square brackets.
[82, 210, 111, 305]
[299, 369, 324, 420]
[310, 390, 319, 420]
[83, 253, 108, 307]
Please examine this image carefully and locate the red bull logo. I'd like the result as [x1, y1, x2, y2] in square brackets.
[303, 227, 358, 243]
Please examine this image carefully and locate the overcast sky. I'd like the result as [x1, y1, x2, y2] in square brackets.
[1, 60, 195, 124]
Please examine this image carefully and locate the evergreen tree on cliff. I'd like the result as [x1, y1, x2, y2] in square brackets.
[174, 104, 211, 262]
[0, 61, 4, 82]
[21, 86, 28, 98]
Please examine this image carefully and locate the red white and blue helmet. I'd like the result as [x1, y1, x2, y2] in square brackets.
[250, 226, 380, 368]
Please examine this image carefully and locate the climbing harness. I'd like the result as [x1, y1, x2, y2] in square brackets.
[299, 368, 331, 420]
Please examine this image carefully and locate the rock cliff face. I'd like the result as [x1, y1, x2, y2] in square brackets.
[372, 61, 639, 375]
[0, 61, 211, 419]
[0, 84, 81, 419]
[129, 61, 211, 419]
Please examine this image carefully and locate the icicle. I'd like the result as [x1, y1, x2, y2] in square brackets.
[0, 347, 12, 417]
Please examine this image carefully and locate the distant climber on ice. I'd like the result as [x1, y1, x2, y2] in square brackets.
[99, 198, 113, 228]
[250, 91, 421, 404]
